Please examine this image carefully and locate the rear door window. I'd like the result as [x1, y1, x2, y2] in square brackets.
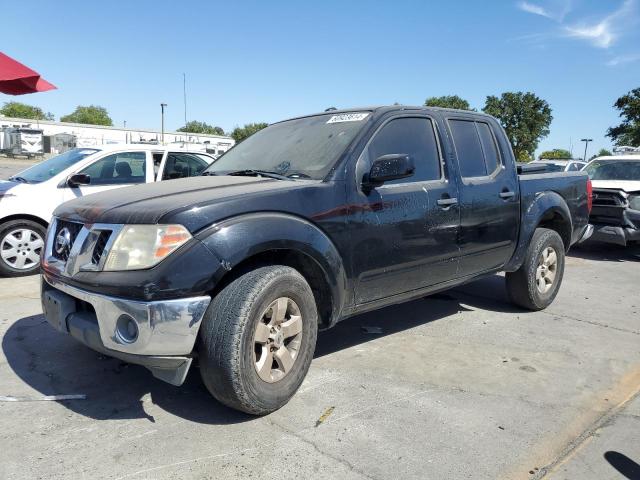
[162, 153, 209, 180]
[449, 120, 502, 178]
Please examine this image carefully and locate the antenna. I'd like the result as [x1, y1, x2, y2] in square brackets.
[183, 73, 187, 125]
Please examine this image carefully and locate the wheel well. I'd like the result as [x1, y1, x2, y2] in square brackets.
[0, 214, 49, 230]
[537, 210, 571, 250]
[212, 250, 334, 328]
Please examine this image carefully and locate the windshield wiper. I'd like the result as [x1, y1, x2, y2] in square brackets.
[9, 176, 29, 184]
[286, 172, 312, 179]
[227, 169, 292, 181]
[201, 171, 218, 176]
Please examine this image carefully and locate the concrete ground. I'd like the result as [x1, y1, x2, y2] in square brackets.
[0, 241, 638, 480]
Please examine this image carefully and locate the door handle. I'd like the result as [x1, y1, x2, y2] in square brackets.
[499, 191, 515, 199]
[437, 197, 458, 207]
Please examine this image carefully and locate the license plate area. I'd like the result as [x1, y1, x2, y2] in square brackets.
[42, 288, 77, 332]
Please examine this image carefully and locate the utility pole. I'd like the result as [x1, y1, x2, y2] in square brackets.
[581, 138, 593, 162]
[183, 73, 187, 126]
[160, 103, 167, 144]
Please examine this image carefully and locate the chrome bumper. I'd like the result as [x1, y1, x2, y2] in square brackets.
[42, 275, 211, 356]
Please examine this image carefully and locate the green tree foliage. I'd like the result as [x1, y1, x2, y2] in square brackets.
[231, 122, 268, 143]
[539, 148, 572, 160]
[483, 92, 552, 161]
[424, 95, 473, 110]
[606, 88, 640, 146]
[60, 105, 112, 126]
[177, 120, 225, 135]
[0, 101, 53, 120]
[596, 148, 612, 157]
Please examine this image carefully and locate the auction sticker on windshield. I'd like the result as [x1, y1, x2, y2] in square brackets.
[326, 113, 370, 123]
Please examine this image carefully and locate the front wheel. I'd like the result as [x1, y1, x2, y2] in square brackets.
[198, 265, 318, 415]
[506, 228, 565, 311]
[0, 220, 47, 277]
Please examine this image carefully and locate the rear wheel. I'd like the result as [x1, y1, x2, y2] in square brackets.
[0, 220, 46, 277]
[198, 265, 318, 415]
[506, 228, 565, 311]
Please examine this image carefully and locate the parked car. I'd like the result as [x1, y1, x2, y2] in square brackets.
[529, 159, 587, 172]
[583, 154, 640, 246]
[40, 106, 592, 414]
[0, 144, 215, 276]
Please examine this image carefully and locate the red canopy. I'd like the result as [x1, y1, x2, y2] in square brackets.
[0, 51, 56, 95]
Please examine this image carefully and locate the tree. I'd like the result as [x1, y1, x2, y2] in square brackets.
[596, 148, 612, 157]
[60, 105, 112, 126]
[606, 88, 640, 147]
[483, 92, 552, 161]
[177, 120, 225, 135]
[539, 148, 572, 160]
[231, 122, 268, 143]
[0, 101, 54, 120]
[424, 95, 473, 111]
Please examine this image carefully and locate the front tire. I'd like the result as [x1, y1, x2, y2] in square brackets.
[506, 228, 565, 311]
[199, 265, 318, 415]
[0, 219, 47, 277]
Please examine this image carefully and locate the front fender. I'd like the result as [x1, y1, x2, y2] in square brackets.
[196, 212, 348, 325]
[504, 191, 572, 272]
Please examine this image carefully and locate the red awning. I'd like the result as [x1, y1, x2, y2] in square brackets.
[0, 51, 56, 95]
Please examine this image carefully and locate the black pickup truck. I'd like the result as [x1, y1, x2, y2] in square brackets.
[41, 106, 592, 414]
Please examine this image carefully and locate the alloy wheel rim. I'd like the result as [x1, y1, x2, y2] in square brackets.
[1, 228, 44, 270]
[535, 246, 558, 294]
[253, 297, 303, 383]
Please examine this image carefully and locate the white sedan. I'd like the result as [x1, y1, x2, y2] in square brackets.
[0, 144, 215, 276]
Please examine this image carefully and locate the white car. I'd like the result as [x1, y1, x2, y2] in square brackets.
[583, 155, 640, 246]
[0, 144, 216, 276]
[529, 159, 587, 172]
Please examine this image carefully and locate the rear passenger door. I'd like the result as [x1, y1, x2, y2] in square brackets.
[447, 118, 519, 276]
[350, 115, 460, 304]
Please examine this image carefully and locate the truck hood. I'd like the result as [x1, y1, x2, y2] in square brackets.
[54, 175, 319, 231]
[591, 180, 640, 193]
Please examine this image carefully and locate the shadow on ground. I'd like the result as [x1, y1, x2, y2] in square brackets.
[569, 241, 640, 263]
[2, 275, 515, 425]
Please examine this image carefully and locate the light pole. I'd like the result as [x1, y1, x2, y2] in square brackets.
[581, 138, 593, 162]
[160, 103, 167, 144]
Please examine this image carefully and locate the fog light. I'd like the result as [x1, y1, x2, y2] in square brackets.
[115, 314, 138, 343]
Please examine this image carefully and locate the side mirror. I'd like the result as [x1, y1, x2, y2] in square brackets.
[67, 173, 91, 187]
[363, 154, 414, 190]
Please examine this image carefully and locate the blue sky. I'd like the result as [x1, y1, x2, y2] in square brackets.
[2, 0, 639, 157]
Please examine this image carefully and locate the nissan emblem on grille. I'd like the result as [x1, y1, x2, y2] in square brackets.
[55, 227, 72, 256]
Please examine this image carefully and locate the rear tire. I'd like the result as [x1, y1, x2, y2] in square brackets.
[0, 219, 47, 277]
[198, 265, 318, 415]
[506, 228, 565, 311]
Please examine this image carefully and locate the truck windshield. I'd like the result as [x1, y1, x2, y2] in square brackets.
[584, 160, 640, 181]
[204, 112, 369, 179]
[11, 148, 100, 184]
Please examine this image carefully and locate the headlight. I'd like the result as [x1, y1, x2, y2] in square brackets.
[630, 194, 640, 211]
[104, 224, 191, 271]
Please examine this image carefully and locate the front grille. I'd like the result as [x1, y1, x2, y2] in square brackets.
[92, 230, 111, 265]
[592, 191, 626, 207]
[52, 220, 83, 262]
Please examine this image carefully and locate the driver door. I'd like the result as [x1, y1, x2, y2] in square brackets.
[63, 151, 151, 201]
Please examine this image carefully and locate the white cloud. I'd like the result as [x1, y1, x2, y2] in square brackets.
[517, 0, 571, 22]
[564, 0, 637, 49]
[607, 53, 640, 66]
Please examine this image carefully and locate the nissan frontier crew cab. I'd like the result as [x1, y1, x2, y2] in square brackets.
[41, 106, 593, 415]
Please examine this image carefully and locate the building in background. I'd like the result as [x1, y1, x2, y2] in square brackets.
[0, 116, 234, 156]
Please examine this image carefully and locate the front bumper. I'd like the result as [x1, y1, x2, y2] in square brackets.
[41, 275, 211, 385]
[590, 224, 640, 247]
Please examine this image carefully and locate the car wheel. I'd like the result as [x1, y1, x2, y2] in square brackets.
[199, 265, 318, 415]
[506, 228, 565, 311]
[0, 220, 47, 277]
